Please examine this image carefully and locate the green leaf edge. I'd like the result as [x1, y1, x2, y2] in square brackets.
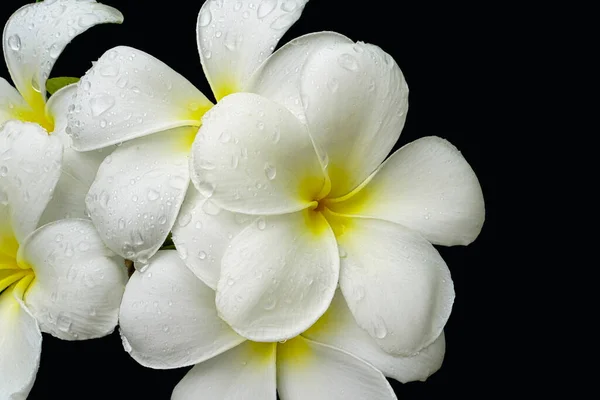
[46, 77, 80, 95]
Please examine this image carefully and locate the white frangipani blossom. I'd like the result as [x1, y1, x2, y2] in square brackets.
[0, 1, 126, 398]
[184, 41, 485, 352]
[119, 250, 446, 399]
[65, 0, 356, 265]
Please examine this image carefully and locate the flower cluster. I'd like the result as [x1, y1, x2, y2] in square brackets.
[0, 1, 484, 399]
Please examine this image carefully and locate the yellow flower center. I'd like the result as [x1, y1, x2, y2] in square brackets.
[0, 231, 35, 301]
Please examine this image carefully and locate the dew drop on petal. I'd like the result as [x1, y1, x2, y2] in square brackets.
[178, 212, 192, 227]
[337, 53, 359, 72]
[90, 94, 116, 117]
[257, 0, 277, 19]
[147, 189, 160, 201]
[198, 8, 212, 27]
[264, 163, 276, 180]
[256, 217, 266, 230]
[7, 34, 21, 51]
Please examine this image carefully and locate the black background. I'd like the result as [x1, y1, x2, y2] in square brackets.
[1, 0, 501, 398]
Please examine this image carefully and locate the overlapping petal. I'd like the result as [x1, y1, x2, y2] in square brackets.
[44, 83, 75, 134]
[0, 287, 41, 400]
[0, 121, 62, 242]
[192, 93, 326, 215]
[85, 128, 192, 263]
[68, 46, 212, 151]
[304, 291, 446, 383]
[277, 336, 396, 400]
[3, 0, 123, 110]
[330, 214, 454, 356]
[300, 41, 408, 197]
[0, 77, 29, 126]
[172, 186, 254, 289]
[197, 0, 308, 101]
[119, 251, 244, 369]
[216, 211, 339, 342]
[248, 31, 352, 122]
[172, 341, 276, 400]
[329, 136, 485, 246]
[19, 219, 127, 340]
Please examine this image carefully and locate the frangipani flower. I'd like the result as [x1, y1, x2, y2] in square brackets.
[66, 0, 356, 264]
[0, 121, 127, 399]
[1, 0, 123, 225]
[119, 250, 446, 399]
[181, 41, 485, 353]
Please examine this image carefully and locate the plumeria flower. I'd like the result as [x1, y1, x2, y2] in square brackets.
[0, 1, 127, 398]
[1, 0, 124, 225]
[66, 0, 358, 265]
[0, 121, 128, 399]
[181, 41, 485, 353]
[119, 250, 446, 399]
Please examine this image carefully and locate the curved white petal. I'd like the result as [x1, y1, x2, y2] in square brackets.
[330, 137, 485, 246]
[0, 77, 29, 126]
[173, 341, 276, 400]
[45, 83, 75, 134]
[67, 46, 212, 151]
[216, 211, 339, 342]
[193, 92, 326, 215]
[277, 336, 396, 400]
[197, 0, 308, 101]
[304, 291, 446, 383]
[20, 219, 127, 340]
[172, 186, 254, 289]
[119, 251, 244, 369]
[0, 286, 42, 400]
[301, 41, 408, 197]
[85, 128, 192, 263]
[3, 0, 123, 109]
[332, 214, 454, 356]
[0, 121, 62, 242]
[249, 31, 352, 123]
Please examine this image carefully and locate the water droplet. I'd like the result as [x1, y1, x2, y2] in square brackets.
[147, 189, 160, 201]
[158, 215, 167, 225]
[281, 0, 297, 12]
[7, 34, 21, 51]
[57, 313, 72, 333]
[195, 221, 203, 229]
[256, 217, 266, 230]
[327, 78, 339, 93]
[256, 121, 265, 130]
[198, 8, 212, 27]
[78, 242, 90, 252]
[230, 155, 239, 169]
[257, 0, 277, 19]
[197, 159, 216, 170]
[339, 247, 347, 258]
[373, 316, 388, 339]
[198, 250, 207, 260]
[162, 325, 170, 332]
[337, 53, 359, 72]
[99, 119, 107, 128]
[263, 297, 277, 310]
[116, 76, 128, 88]
[224, 32, 243, 51]
[169, 176, 187, 190]
[197, 181, 216, 198]
[234, 1, 243, 11]
[66, 265, 78, 282]
[49, 43, 61, 59]
[100, 63, 120, 77]
[118, 218, 126, 230]
[264, 163, 276, 180]
[270, 13, 295, 30]
[31, 76, 41, 93]
[219, 131, 231, 143]
[90, 94, 115, 117]
[78, 13, 99, 28]
[227, 278, 234, 286]
[201, 199, 221, 216]
[55, 234, 63, 242]
[178, 213, 192, 227]
[0, 166, 7, 176]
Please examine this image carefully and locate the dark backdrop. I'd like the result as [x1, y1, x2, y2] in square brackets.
[1, 0, 501, 398]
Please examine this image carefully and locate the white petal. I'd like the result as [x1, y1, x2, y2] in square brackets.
[193, 93, 326, 215]
[45, 83, 76, 134]
[332, 215, 454, 356]
[216, 211, 339, 342]
[0, 287, 42, 400]
[330, 137, 485, 246]
[0, 77, 29, 126]
[67, 46, 212, 151]
[304, 291, 446, 383]
[0, 121, 62, 242]
[85, 128, 192, 263]
[197, 0, 308, 100]
[20, 219, 127, 340]
[173, 341, 276, 400]
[249, 32, 352, 122]
[3, 0, 123, 108]
[119, 250, 244, 369]
[277, 336, 396, 400]
[172, 185, 254, 289]
[301, 41, 408, 197]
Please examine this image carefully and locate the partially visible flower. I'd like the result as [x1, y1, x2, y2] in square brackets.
[0, 0, 123, 224]
[66, 0, 356, 265]
[119, 250, 446, 399]
[0, 121, 127, 400]
[177, 40, 485, 353]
